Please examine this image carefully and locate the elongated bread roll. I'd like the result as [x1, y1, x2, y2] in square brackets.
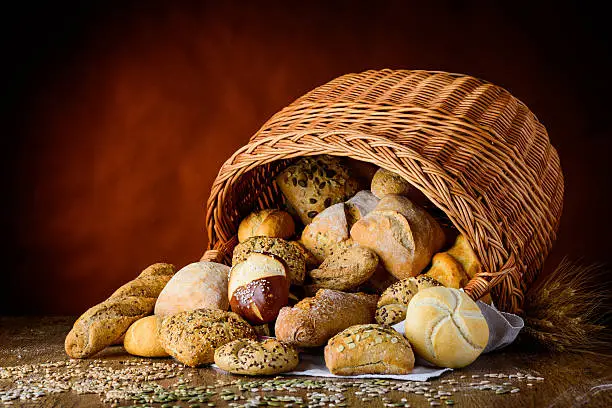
[65, 263, 175, 358]
[274, 289, 378, 347]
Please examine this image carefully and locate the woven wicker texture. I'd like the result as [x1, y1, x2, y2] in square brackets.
[202, 69, 564, 314]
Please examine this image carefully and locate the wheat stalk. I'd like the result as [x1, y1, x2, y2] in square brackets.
[521, 258, 611, 354]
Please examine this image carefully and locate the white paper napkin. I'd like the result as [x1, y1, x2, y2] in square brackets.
[277, 300, 524, 381]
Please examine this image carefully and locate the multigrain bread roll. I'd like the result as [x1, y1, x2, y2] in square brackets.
[350, 195, 445, 279]
[154, 262, 229, 317]
[300, 203, 350, 262]
[214, 338, 299, 375]
[404, 287, 489, 368]
[275, 155, 360, 225]
[307, 245, 379, 292]
[371, 168, 416, 198]
[425, 252, 470, 289]
[237, 209, 296, 242]
[123, 316, 168, 358]
[275, 289, 378, 347]
[159, 309, 256, 367]
[232, 236, 306, 285]
[324, 324, 414, 375]
[375, 276, 441, 325]
[65, 263, 175, 359]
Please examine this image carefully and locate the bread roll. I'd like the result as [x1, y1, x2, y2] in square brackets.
[404, 287, 489, 368]
[276, 155, 360, 225]
[154, 262, 229, 317]
[228, 253, 289, 324]
[324, 324, 414, 375]
[65, 263, 175, 359]
[300, 203, 350, 262]
[307, 245, 379, 292]
[350, 195, 445, 279]
[123, 316, 168, 357]
[425, 252, 470, 289]
[238, 209, 295, 243]
[359, 263, 399, 294]
[375, 276, 441, 325]
[371, 168, 416, 198]
[214, 338, 299, 375]
[159, 309, 256, 367]
[344, 190, 380, 226]
[232, 236, 306, 285]
[446, 234, 482, 279]
[275, 289, 378, 347]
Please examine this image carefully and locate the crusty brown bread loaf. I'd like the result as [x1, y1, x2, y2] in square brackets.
[324, 324, 415, 375]
[350, 195, 445, 279]
[274, 289, 378, 347]
[65, 263, 175, 358]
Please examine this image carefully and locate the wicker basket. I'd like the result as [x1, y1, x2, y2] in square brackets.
[200, 69, 564, 314]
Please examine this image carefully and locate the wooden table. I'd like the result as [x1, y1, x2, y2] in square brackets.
[1, 317, 611, 408]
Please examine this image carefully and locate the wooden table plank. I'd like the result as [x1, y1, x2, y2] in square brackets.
[1, 317, 611, 407]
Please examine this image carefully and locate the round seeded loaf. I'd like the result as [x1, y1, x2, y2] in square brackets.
[159, 309, 256, 367]
[214, 338, 299, 375]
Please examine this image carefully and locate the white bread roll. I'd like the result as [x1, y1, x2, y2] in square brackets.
[300, 203, 350, 262]
[154, 262, 229, 317]
[404, 287, 488, 368]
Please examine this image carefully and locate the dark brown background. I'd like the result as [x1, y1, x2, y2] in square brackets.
[1, 1, 610, 314]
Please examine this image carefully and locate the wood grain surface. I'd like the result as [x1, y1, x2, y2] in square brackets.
[1, 317, 611, 408]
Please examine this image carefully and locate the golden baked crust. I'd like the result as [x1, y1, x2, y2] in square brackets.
[425, 252, 470, 288]
[65, 263, 175, 359]
[324, 324, 414, 375]
[308, 245, 379, 291]
[275, 289, 378, 347]
[276, 155, 360, 225]
[404, 287, 489, 368]
[351, 195, 445, 279]
[123, 316, 168, 358]
[214, 338, 299, 375]
[232, 236, 306, 285]
[371, 168, 415, 198]
[446, 234, 482, 279]
[159, 309, 256, 367]
[237, 209, 296, 243]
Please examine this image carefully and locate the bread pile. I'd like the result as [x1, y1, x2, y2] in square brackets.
[65, 155, 490, 375]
